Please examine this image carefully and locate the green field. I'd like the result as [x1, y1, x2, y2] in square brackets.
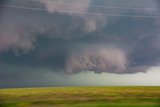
[0, 87, 160, 107]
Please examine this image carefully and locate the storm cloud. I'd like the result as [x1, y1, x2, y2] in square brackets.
[65, 46, 128, 74]
[0, 0, 160, 87]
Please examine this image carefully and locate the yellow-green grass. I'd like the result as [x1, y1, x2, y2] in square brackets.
[0, 87, 160, 107]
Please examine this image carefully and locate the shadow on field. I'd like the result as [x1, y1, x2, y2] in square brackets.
[0, 98, 4, 107]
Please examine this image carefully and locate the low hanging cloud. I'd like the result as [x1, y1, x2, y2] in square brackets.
[65, 46, 128, 74]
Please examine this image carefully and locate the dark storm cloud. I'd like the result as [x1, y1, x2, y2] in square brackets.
[0, 0, 6, 4]
[0, 0, 160, 81]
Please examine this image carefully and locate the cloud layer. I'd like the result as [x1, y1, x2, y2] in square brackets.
[0, 0, 160, 77]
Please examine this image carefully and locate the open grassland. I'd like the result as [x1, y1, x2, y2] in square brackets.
[0, 87, 160, 107]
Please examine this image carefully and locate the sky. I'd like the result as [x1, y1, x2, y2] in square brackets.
[0, 0, 160, 88]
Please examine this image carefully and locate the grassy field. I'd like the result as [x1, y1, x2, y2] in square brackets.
[0, 87, 160, 107]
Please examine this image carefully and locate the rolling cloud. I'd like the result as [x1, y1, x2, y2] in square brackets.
[65, 46, 128, 74]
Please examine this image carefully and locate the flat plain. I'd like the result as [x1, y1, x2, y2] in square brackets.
[0, 87, 160, 107]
